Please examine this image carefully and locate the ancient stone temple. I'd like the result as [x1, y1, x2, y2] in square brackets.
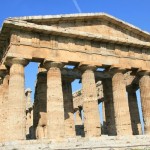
[0, 13, 150, 149]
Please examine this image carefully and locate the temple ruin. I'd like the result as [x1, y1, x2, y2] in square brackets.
[0, 13, 150, 149]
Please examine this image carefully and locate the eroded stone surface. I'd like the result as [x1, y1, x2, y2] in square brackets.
[0, 13, 150, 149]
[81, 66, 101, 137]
[0, 135, 150, 150]
[112, 71, 132, 135]
[139, 75, 150, 134]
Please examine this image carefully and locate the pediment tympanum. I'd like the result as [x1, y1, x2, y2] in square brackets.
[14, 13, 150, 43]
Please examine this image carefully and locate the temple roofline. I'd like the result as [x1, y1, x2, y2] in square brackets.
[6, 13, 150, 38]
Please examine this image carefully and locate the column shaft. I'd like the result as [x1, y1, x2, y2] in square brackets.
[102, 79, 116, 135]
[7, 62, 27, 140]
[1, 75, 9, 142]
[112, 72, 132, 135]
[35, 71, 47, 139]
[0, 78, 3, 142]
[139, 75, 150, 134]
[128, 88, 142, 135]
[46, 62, 64, 139]
[82, 68, 101, 137]
[62, 79, 75, 137]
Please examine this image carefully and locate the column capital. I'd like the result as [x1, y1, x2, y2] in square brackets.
[6, 57, 29, 67]
[43, 60, 64, 70]
[137, 68, 150, 76]
[78, 64, 96, 72]
[108, 66, 126, 76]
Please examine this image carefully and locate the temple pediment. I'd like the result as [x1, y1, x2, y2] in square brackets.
[9, 13, 150, 43]
[1, 13, 150, 147]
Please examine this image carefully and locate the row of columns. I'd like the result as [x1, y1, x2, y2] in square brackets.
[0, 57, 150, 141]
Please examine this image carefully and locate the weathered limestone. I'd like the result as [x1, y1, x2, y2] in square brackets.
[1, 74, 9, 142]
[127, 86, 142, 135]
[75, 108, 82, 126]
[1, 135, 150, 150]
[0, 77, 3, 138]
[62, 78, 75, 137]
[25, 88, 34, 139]
[0, 76, 4, 142]
[1, 13, 150, 148]
[6, 58, 29, 141]
[0, 67, 8, 142]
[139, 74, 150, 134]
[74, 106, 84, 136]
[34, 68, 47, 139]
[81, 65, 101, 137]
[102, 79, 116, 135]
[112, 70, 132, 135]
[44, 61, 65, 139]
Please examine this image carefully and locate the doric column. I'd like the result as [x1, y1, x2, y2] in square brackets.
[6, 58, 29, 140]
[62, 78, 75, 137]
[102, 78, 116, 135]
[81, 65, 101, 137]
[0, 72, 9, 142]
[127, 86, 142, 135]
[0, 70, 5, 142]
[34, 68, 47, 139]
[0, 66, 8, 142]
[44, 61, 64, 139]
[139, 74, 150, 134]
[112, 70, 132, 135]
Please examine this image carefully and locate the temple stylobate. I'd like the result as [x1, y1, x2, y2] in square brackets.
[0, 13, 150, 149]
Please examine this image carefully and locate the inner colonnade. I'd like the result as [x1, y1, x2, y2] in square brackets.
[0, 13, 150, 142]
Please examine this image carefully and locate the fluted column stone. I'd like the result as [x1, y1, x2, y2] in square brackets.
[81, 65, 101, 137]
[25, 88, 34, 139]
[62, 78, 75, 137]
[1, 74, 9, 142]
[6, 58, 29, 140]
[112, 71, 132, 135]
[128, 86, 142, 135]
[0, 65, 8, 142]
[139, 74, 150, 134]
[35, 68, 47, 139]
[0, 77, 3, 141]
[44, 61, 65, 139]
[102, 78, 116, 135]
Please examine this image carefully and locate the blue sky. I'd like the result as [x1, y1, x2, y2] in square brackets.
[0, 0, 150, 131]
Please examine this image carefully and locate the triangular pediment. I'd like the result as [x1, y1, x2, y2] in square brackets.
[10, 13, 150, 43]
